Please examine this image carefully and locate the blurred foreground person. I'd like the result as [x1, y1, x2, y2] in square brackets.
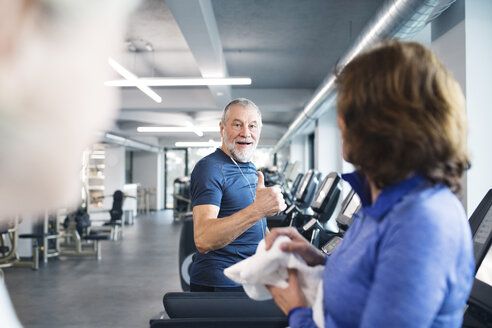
[266, 40, 474, 328]
[0, 0, 136, 326]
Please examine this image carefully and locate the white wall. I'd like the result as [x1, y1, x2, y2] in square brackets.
[464, 0, 492, 213]
[156, 152, 164, 210]
[432, 1, 492, 213]
[431, 21, 466, 92]
[315, 108, 343, 176]
[103, 146, 126, 209]
[132, 151, 163, 210]
[431, 20, 468, 209]
[289, 134, 308, 174]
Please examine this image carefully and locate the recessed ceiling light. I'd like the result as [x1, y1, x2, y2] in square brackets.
[105, 77, 251, 87]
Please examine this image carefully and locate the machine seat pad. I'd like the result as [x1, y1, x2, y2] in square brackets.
[103, 220, 122, 226]
[150, 317, 288, 328]
[83, 234, 110, 241]
[19, 233, 50, 239]
[163, 292, 285, 319]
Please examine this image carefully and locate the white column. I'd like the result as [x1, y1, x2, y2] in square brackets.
[315, 109, 343, 176]
[103, 146, 126, 209]
[464, 0, 492, 213]
[133, 151, 159, 210]
[156, 151, 164, 210]
[289, 134, 307, 174]
[432, 0, 492, 213]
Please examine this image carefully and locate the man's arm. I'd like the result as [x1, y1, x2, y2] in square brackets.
[194, 172, 285, 254]
[193, 204, 262, 253]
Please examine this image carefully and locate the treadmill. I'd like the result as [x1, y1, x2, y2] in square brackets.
[297, 172, 342, 243]
[154, 189, 492, 328]
[463, 189, 492, 327]
[312, 188, 361, 255]
[267, 170, 321, 229]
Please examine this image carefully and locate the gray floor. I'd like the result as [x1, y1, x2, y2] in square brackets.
[4, 210, 182, 328]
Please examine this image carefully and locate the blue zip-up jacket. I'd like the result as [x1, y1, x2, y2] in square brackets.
[289, 173, 475, 328]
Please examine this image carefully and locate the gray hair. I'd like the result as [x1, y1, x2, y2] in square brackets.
[221, 98, 262, 127]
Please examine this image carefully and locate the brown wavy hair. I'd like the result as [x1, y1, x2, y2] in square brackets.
[336, 40, 469, 193]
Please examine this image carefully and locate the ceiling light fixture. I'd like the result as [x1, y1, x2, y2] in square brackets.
[137, 126, 219, 133]
[104, 77, 251, 87]
[107, 57, 162, 103]
[175, 140, 221, 148]
[127, 43, 137, 52]
[91, 154, 106, 160]
[145, 43, 153, 52]
[184, 121, 204, 137]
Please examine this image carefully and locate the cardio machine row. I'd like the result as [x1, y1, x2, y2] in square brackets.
[152, 166, 492, 328]
[267, 169, 361, 255]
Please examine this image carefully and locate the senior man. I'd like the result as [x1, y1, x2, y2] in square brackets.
[189, 98, 286, 292]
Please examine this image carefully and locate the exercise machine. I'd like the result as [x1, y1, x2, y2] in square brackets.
[173, 177, 191, 221]
[149, 292, 287, 328]
[267, 169, 321, 229]
[295, 172, 342, 233]
[314, 189, 361, 254]
[178, 214, 195, 291]
[463, 189, 492, 327]
[89, 190, 129, 240]
[60, 207, 110, 260]
[281, 172, 304, 207]
[0, 216, 39, 270]
[162, 189, 492, 328]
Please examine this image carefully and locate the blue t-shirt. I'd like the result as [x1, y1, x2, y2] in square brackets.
[289, 173, 475, 328]
[189, 148, 266, 287]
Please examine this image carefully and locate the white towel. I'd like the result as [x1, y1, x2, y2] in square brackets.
[224, 236, 325, 327]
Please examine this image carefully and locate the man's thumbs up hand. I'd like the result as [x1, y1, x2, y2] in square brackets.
[256, 171, 265, 190]
[252, 171, 287, 218]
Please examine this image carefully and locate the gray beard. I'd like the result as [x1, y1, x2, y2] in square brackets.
[223, 132, 256, 162]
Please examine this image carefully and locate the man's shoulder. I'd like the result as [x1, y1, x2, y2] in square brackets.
[194, 151, 225, 170]
[192, 150, 228, 180]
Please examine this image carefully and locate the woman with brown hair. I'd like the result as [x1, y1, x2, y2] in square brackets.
[265, 40, 475, 328]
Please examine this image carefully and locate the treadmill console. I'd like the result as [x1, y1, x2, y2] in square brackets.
[336, 190, 361, 230]
[463, 189, 492, 327]
[290, 173, 304, 199]
[321, 236, 343, 255]
[471, 193, 492, 271]
[311, 172, 341, 220]
[318, 188, 361, 256]
[295, 170, 314, 201]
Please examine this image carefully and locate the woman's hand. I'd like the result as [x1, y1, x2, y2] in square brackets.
[265, 227, 326, 266]
[268, 269, 307, 315]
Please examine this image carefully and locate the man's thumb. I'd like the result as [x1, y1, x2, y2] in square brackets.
[257, 171, 265, 189]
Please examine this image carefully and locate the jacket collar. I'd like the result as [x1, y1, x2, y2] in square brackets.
[342, 172, 426, 221]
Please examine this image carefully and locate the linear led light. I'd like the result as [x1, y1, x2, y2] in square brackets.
[91, 155, 106, 160]
[185, 121, 203, 137]
[104, 77, 251, 87]
[175, 140, 221, 148]
[107, 57, 162, 103]
[137, 126, 219, 134]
